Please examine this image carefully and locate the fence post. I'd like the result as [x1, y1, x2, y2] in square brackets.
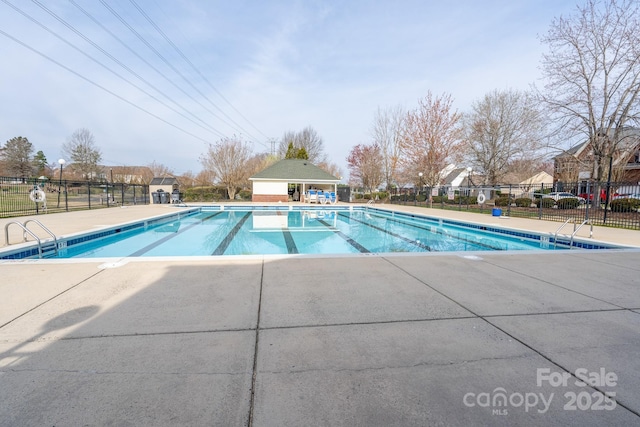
[538, 183, 543, 219]
[64, 181, 68, 211]
[88, 181, 91, 209]
[585, 181, 590, 223]
[120, 183, 124, 205]
[507, 184, 512, 217]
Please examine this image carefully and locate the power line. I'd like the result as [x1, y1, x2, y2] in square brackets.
[129, 0, 270, 142]
[68, 0, 228, 138]
[99, 0, 269, 149]
[0, 28, 213, 145]
[4, 0, 224, 139]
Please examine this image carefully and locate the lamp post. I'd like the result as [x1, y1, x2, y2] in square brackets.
[57, 159, 65, 208]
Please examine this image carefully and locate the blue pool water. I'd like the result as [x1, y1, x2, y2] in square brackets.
[15, 206, 608, 259]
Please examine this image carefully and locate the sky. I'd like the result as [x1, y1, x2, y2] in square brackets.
[0, 0, 580, 180]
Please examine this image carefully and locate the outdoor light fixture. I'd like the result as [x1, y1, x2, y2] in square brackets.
[57, 158, 65, 208]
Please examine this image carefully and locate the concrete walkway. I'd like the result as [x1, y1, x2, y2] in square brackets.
[1, 205, 639, 426]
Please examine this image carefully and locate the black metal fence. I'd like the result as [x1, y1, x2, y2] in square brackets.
[0, 176, 149, 218]
[389, 181, 640, 230]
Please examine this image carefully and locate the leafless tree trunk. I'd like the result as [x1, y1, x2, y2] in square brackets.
[371, 105, 404, 191]
[200, 136, 253, 200]
[400, 92, 462, 196]
[538, 0, 640, 182]
[462, 89, 545, 185]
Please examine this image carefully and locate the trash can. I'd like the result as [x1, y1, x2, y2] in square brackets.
[158, 191, 168, 204]
[492, 208, 502, 217]
[152, 192, 160, 204]
[171, 190, 181, 204]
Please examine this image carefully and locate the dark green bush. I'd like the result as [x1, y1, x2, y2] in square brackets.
[610, 198, 640, 212]
[237, 189, 252, 200]
[556, 198, 580, 209]
[494, 196, 510, 207]
[354, 193, 364, 200]
[514, 197, 533, 207]
[535, 198, 556, 208]
[432, 195, 445, 203]
[182, 185, 227, 202]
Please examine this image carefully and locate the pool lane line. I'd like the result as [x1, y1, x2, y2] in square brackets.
[336, 212, 433, 252]
[317, 219, 370, 253]
[212, 212, 252, 255]
[128, 212, 223, 257]
[349, 211, 502, 251]
[276, 211, 299, 254]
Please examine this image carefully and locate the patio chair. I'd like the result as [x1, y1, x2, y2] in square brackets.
[317, 191, 327, 204]
[326, 192, 337, 204]
[307, 190, 317, 203]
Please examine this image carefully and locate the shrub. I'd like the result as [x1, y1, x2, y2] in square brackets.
[514, 197, 533, 207]
[182, 185, 227, 202]
[354, 193, 364, 200]
[494, 196, 510, 207]
[610, 198, 640, 212]
[556, 198, 580, 209]
[432, 195, 445, 203]
[535, 198, 555, 208]
[237, 189, 252, 200]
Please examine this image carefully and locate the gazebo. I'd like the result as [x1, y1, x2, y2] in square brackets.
[249, 159, 341, 203]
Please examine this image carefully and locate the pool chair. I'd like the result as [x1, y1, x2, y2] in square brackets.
[307, 190, 317, 203]
[317, 191, 327, 204]
[326, 192, 337, 204]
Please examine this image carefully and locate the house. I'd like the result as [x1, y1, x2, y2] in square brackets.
[249, 159, 341, 203]
[442, 167, 471, 190]
[554, 127, 640, 184]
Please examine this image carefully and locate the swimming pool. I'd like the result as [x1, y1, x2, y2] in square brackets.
[0, 206, 622, 260]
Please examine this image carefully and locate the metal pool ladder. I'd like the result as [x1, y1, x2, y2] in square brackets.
[4, 219, 58, 258]
[553, 218, 593, 249]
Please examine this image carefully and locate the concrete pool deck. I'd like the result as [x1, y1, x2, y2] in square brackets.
[1, 204, 639, 425]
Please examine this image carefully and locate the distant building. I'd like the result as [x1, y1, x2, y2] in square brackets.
[554, 127, 640, 184]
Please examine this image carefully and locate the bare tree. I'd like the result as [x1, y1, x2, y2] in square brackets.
[277, 126, 327, 164]
[371, 105, 404, 190]
[462, 89, 545, 185]
[538, 0, 640, 182]
[146, 161, 174, 179]
[316, 160, 343, 179]
[200, 136, 253, 199]
[242, 153, 278, 188]
[1, 136, 34, 179]
[400, 92, 462, 192]
[347, 143, 384, 193]
[62, 129, 102, 179]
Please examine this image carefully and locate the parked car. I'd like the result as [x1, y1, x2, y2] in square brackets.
[542, 192, 587, 204]
[579, 189, 619, 203]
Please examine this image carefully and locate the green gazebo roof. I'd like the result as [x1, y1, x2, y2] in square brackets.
[250, 159, 340, 182]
